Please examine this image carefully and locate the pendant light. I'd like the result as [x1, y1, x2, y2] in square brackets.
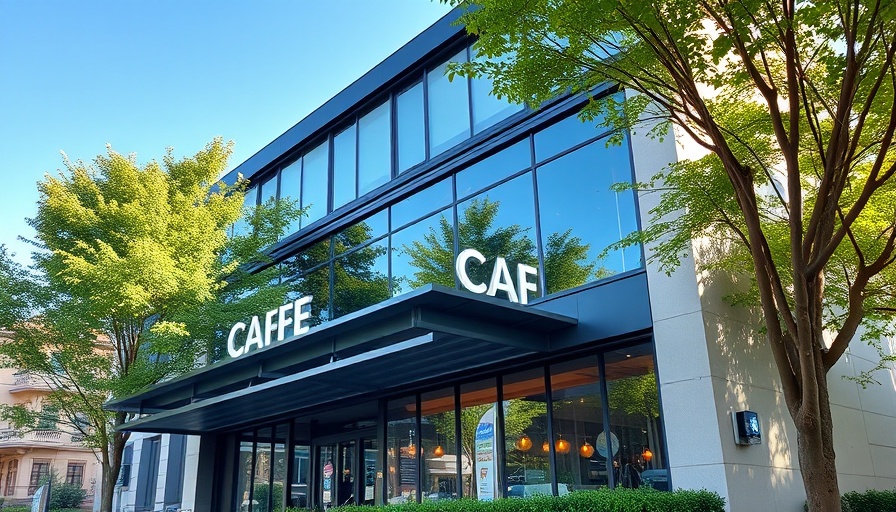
[642, 448, 653, 462]
[433, 445, 445, 457]
[579, 440, 595, 458]
[555, 435, 571, 454]
[515, 434, 533, 452]
[542, 440, 550, 453]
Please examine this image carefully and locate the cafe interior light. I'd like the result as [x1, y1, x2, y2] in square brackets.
[515, 434, 533, 452]
[407, 442, 416, 457]
[555, 435, 571, 454]
[579, 440, 595, 458]
[542, 440, 550, 453]
[433, 445, 445, 457]
[642, 448, 653, 462]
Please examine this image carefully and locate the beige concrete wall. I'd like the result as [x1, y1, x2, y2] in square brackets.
[628, 100, 896, 511]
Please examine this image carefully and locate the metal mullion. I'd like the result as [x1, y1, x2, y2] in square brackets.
[422, 69, 431, 162]
[354, 116, 360, 201]
[495, 374, 507, 499]
[454, 385, 462, 498]
[529, 134, 546, 300]
[544, 365, 558, 497]
[597, 353, 615, 489]
[268, 425, 275, 512]
[285, 421, 296, 510]
[415, 393, 423, 503]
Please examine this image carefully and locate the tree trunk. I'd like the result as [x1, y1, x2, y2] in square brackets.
[795, 370, 841, 512]
[99, 430, 128, 512]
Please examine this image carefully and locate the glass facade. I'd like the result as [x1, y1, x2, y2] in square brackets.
[228, 341, 665, 511]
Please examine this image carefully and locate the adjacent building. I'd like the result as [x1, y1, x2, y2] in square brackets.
[109, 8, 896, 512]
[0, 332, 100, 506]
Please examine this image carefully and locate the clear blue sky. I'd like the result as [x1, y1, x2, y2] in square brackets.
[0, 0, 452, 266]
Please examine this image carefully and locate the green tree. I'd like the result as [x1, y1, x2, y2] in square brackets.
[0, 139, 299, 512]
[451, 0, 896, 509]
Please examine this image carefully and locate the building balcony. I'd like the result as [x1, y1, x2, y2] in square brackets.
[9, 372, 52, 393]
[0, 428, 88, 450]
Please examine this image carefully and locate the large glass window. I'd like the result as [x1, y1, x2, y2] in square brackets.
[503, 368, 552, 498]
[235, 434, 254, 512]
[455, 140, 530, 201]
[537, 138, 640, 294]
[302, 141, 329, 227]
[457, 173, 539, 303]
[550, 357, 606, 492]
[534, 110, 607, 163]
[428, 50, 471, 157]
[397, 82, 425, 173]
[233, 188, 257, 238]
[333, 125, 357, 210]
[280, 160, 302, 234]
[421, 388, 458, 501]
[332, 238, 389, 319]
[254, 428, 273, 512]
[358, 100, 392, 196]
[391, 178, 453, 230]
[390, 209, 455, 296]
[291, 445, 310, 508]
[470, 47, 522, 134]
[333, 211, 388, 256]
[605, 344, 666, 490]
[460, 379, 498, 501]
[386, 396, 417, 504]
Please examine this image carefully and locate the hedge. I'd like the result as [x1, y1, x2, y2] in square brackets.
[289, 488, 726, 512]
[842, 489, 896, 512]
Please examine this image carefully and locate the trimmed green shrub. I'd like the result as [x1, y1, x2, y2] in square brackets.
[842, 489, 896, 512]
[289, 488, 725, 512]
[48, 481, 87, 510]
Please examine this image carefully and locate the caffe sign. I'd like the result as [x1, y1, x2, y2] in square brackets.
[227, 295, 313, 359]
[455, 248, 537, 304]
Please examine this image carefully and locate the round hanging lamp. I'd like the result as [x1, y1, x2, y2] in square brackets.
[579, 441, 595, 458]
[515, 434, 533, 452]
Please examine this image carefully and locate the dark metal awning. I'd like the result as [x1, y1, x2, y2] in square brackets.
[108, 284, 577, 434]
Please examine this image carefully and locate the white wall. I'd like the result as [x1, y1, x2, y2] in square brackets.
[114, 432, 200, 512]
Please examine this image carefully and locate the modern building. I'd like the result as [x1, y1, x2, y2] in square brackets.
[0, 332, 100, 506]
[108, 8, 896, 512]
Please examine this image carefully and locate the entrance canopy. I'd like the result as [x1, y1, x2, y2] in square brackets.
[107, 285, 577, 435]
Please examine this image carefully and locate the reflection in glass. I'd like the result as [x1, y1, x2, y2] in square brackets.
[428, 49, 471, 156]
[302, 141, 329, 227]
[280, 160, 302, 234]
[386, 396, 417, 504]
[605, 344, 666, 489]
[421, 388, 457, 501]
[537, 138, 640, 294]
[284, 259, 331, 328]
[397, 82, 425, 173]
[391, 178, 453, 230]
[333, 125, 357, 210]
[460, 379, 497, 500]
[233, 188, 257, 238]
[550, 357, 605, 493]
[332, 239, 389, 319]
[457, 173, 539, 302]
[455, 140, 530, 200]
[254, 428, 272, 512]
[534, 108, 606, 163]
[319, 445, 336, 509]
[333, 211, 388, 256]
[261, 175, 278, 204]
[272, 426, 287, 512]
[470, 47, 522, 133]
[235, 435, 253, 512]
[291, 445, 310, 508]
[502, 368, 552, 498]
[359, 100, 392, 196]
[391, 209, 455, 296]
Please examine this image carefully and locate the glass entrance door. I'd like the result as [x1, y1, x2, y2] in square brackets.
[317, 441, 356, 509]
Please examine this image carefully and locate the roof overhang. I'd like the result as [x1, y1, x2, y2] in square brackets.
[108, 285, 577, 434]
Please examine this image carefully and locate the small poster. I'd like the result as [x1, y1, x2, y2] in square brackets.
[475, 406, 497, 501]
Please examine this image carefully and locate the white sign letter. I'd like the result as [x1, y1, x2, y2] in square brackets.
[487, 257, 518, 303]
[294, 295, 313, 336]
[277, 302, 294, 341]
[227, 322, 247, 359]
[517, 263, 538, 305]
[245, 315, 264, 352]
[264, 308, 279, 347]
[456, 248, 487, 294]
